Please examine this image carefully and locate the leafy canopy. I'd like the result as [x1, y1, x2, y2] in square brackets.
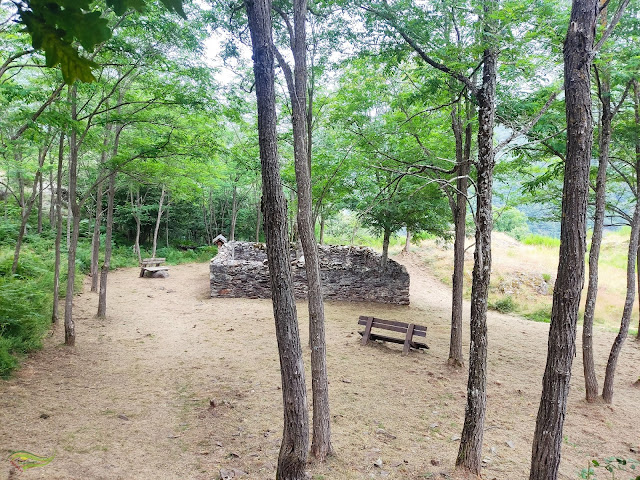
[15, 0, 185, 84]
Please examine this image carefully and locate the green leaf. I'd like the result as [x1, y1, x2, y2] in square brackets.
[106, 0, 147, 16]
[159, 0, 187, 18]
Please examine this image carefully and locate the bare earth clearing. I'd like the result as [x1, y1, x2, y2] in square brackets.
[1, 252, 639, 479]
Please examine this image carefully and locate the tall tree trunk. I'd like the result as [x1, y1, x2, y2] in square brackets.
[529, 1, 597, 478]
[380, 227, 391, 267]
[152, 186, 165, 258]
[98, 171, 116, 317]
[582, 60, 612, 402]
[449, 96, 471, 368]
[90, 126, 111, 292]
[97, 114, 123, 316]
[275, 0, 332, 460]
[455, 33, 497, 474]
[246, 0, 309, 477]
[90, 177, 104, 292]
[52, 133, 65, 324]
[319, 213, 325, 245]
[601, 201, 640, 402]
[64, 84, 80, 347]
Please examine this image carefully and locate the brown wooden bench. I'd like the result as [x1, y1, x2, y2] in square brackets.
[358, 315, 429, 355]
[139, 257, 169, 277]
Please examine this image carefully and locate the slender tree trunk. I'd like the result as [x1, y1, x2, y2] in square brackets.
[529, 1, 597, 477]
[602, 201, 640, 402]
[455, 35, 497, 474]
[12, 147, 48, 274]
[319, 213, 325, 245]
[246, 1, 309, 477]
[98, 171, 116, 317]
[582, 62, 612, 402]
[90, 127, 111, 292]
[381, 227, 391, 267]
[49, 158, 55, 228]
[90, 180, 104, 292]
[52, 133, 65, 324]
[37, 173, 43, 234]
[130, 188, 142, 264]
[165, 195, 170, 247]
[449, 97, 471, 368]
[275, 0, 333, 460]
[64, 84, 80, 346]
[403, 229, 411, 253]
[230, 184, 238, 241]
[152, 186, 165, 258]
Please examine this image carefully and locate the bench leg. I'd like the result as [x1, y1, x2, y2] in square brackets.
[361, 316, 374, 346]
[140, 268, 145, 277]
[403, 323, 415, 356]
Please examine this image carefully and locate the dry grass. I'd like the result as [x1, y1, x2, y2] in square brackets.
[417, 231, 639, 335]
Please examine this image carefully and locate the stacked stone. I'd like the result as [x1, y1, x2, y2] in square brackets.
[210, 241, 410, 305]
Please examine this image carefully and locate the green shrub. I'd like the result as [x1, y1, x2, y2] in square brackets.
[491, 296, 517, 314]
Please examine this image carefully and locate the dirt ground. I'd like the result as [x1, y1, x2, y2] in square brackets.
[1, 252, 639, 480]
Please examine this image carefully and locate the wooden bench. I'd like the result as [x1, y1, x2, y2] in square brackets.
[139, 257, 169, 277]
[358, 315, 429, 355]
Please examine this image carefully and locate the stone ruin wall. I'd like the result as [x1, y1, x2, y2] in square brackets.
[210, 242, 410, 305]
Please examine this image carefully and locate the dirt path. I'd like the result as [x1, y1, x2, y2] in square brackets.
[1, 255, 639, 479]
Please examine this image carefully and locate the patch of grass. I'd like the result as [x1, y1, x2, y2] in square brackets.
[524, 307, 552, 323]
[522, 234, 560, 248]
[490, 296, 517, 314]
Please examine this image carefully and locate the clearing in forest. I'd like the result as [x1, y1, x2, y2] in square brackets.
[1, 252, 638, 479]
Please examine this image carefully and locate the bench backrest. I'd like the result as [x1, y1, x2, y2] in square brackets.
[141, 257, 166, 265]
[358, 315, 426, 337]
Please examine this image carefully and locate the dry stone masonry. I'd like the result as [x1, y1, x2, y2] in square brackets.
[210, 241, 410, 305]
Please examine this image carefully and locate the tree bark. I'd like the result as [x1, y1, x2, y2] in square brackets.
[455, 36, 497, 474]
[403, 229, 411, 253]
[601, 200, 640, 402]
[245, 0, 309, 477]
[90, 126, 112, 292]
[152, 186, 165, 258]
[276, 0, 333, 460]
[449, 96, 471, 368]
[380, 227, 391, 268]
[529, 1, 598, 477]
[52, 132, 65, 324]
[582, 62, 612, 402]
[64, 84, 80, 346]
[37, 172, 43, 234]
[98, 170, 116, 317]
[230, 183, 238, 241]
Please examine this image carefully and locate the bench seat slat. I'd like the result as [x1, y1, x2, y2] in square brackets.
[143, 266, 169, 272]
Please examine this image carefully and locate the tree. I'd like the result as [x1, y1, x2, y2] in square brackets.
[245, 0, 309, 477]
[272, 0, 333, 460]
[530, 0, 599, 477]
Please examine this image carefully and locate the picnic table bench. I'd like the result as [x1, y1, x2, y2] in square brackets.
[358, 315, 429, 355]
[139, 257, 169, 277]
